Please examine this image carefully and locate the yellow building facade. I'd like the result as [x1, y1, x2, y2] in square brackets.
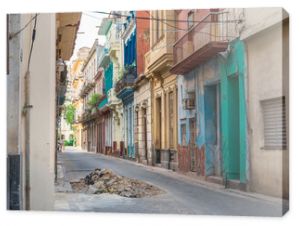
[70, 47, 90, 149]
[146, 10, 178, 170]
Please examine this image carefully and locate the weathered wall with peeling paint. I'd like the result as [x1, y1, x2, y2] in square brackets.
[177, 57, 221, 176]
[177, 38, 248, 187]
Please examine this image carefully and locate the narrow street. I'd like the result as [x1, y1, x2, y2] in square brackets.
[55, 149, 285, 216]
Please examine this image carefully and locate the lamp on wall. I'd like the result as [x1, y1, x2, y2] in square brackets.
[56, 58, 65, 72]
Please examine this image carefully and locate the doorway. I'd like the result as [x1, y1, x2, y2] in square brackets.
[227, 75, 240, 180]
[204, 83, 222, 176]
[156, 97, 162, 149]
[142, 108, 148, 163]
[155, 96, 162, 164]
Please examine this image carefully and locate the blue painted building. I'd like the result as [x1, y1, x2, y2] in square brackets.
[171, 10, 248, 188]
[116, 11, 137, 159]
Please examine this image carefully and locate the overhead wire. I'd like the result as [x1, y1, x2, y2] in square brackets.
[94, 11, 241, 24]
[80, 10, 238, 53]
[92, 10, 238, 39]
[9, 14, 39, 40]
[145, 10, 187, 32]
[27, 14, 38, 71]
[82, 12, 104, 20]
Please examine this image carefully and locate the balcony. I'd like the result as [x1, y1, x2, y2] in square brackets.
[79, 81, 95, 98]
[57, 69, 67, 106]
[115, 65, 137, 99]
[98, 47, 110, 68]
[94, 67, 104, 81]
[56, 13, 81, 60]
[170, 13, 233, 75]
[107, 41, 121, 60]
[79, 110, 92, 123]
[98, 18, 112, 36]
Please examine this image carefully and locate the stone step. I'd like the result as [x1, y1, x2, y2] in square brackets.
[226, 179, 247, 191]
[206, 176, 224, 185]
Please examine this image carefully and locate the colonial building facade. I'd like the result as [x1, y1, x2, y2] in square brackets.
[74, 9, 289, 199]
[133, 10, 152, 165]
[98, 15, 124, 156]
[171, 9, 248, 189]
[116, 11, 137, 160]
[80, 39, 101, 152]
[147, 10, 178, 170]
[70, 47, 90, 149]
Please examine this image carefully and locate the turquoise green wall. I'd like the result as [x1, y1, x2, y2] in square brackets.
[98, 62, 113, 109]
[219, 39, 247, 183]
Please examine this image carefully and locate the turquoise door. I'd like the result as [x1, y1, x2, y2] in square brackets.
[220, 40, 247, 184]
[227, 75, 240, 180]
[204, 84, 222, 176]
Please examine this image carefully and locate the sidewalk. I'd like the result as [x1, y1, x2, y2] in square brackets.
[55, 151, 72, 193]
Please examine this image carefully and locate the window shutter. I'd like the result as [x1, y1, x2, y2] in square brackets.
[261, 96, 287, 149]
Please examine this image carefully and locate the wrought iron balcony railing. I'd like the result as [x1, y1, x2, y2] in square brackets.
[79, 81, 95, 98]
[171, 13, 235, 74]
[115, 65, 137, 95]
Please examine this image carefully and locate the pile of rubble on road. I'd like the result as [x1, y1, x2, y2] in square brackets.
[70, 168, 164, 198]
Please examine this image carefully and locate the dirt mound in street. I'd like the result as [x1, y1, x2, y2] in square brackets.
[70, 168, 164, 198]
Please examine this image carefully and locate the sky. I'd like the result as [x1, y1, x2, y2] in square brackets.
[69, 12, 107, 62]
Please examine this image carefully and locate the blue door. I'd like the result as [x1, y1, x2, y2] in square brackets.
[204, 84, 222, 176]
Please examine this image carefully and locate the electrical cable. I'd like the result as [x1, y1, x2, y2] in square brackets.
[27, 14, 38, 71]
[145, 10, 186, 31]
[82, 12, 104, 20]
[9, 14, 39, 40]
[94, 11, 241, 24]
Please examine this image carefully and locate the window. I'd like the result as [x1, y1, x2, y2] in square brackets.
[187, 11, 194, 29]
[155, 10, 160, 43]
[181, 123, 187, 146]
[153, 10, 164, 45]
[183, 91, 195, 109]
[261, 96, 287, 149]
[160, 10, 164, 37]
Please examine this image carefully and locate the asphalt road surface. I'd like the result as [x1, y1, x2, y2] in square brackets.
[55, 149, 287, 216]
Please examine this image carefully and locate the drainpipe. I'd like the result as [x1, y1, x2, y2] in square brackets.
[23, 14, 38, 210]
[23, 70, 31, 210]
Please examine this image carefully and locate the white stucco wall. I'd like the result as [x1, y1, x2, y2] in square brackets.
[242, 9, 289, 198]
[19, 13, 56, 210]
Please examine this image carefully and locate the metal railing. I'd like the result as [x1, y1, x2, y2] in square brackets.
[115, 66, 137, 94]
[173, 13, 233, 65]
